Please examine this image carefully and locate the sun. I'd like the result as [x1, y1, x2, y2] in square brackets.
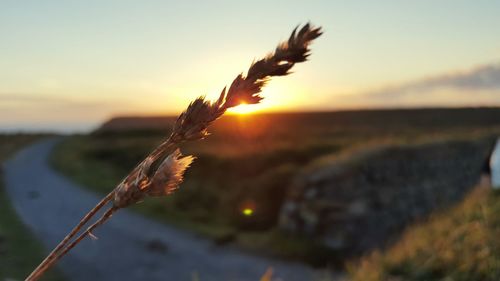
[227, 103, 262, 115]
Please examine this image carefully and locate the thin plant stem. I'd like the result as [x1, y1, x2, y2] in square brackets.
[27, 207, 117, 281]
[25, 192, 114, 281]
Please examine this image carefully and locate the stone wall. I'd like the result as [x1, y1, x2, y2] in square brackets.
[279, 138, 494, 259]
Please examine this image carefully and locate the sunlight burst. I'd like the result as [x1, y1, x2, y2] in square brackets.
[227, 103, 262, 115]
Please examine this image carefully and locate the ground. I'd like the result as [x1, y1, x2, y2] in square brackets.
[0, 134, 65, 281]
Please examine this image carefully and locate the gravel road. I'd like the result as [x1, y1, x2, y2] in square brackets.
[4, 139, 324, 281]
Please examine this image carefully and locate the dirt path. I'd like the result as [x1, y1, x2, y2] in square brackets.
[4, 139, 323, 281]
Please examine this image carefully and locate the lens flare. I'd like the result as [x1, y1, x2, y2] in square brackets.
[242, 208, 254, 216]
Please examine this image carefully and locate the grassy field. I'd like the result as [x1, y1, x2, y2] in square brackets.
[51, 109, 500, 267]
[51, 133, 340, 266]
[349, 179, 500, 281]
[0, 134, 65, 281]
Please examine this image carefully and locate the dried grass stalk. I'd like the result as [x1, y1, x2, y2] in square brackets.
[26, 23, 322, 281]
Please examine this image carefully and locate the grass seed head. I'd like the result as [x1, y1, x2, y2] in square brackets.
[113, 149, 194, 208]
[172, 23, 322, 143]
[148, 149, 194, 197]
[115, 23, 322, 208]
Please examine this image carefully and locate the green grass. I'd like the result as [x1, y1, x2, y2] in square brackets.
[50, 134, 342, 266]
[0, 134, 65, 281]
[236, 229, 341, 267]
[349, 181, 500, 281]
[49, 133, 343, 227]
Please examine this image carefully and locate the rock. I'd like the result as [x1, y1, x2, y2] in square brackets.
[347, 200, 368, 216]
[279, 138, 493, 260]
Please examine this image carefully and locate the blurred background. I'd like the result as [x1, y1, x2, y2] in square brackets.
[2, 1, 500, 280]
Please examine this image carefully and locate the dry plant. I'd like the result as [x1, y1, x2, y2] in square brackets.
[26, 23, 322, 281]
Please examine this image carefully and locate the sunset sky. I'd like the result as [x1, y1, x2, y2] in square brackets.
[2, 0, 500, 132]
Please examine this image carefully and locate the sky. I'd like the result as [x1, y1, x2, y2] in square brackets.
[1, 0, 500, 132]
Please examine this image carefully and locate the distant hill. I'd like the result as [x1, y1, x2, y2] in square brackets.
[97, 116, 178, 132]
[96, 107, 500, 134]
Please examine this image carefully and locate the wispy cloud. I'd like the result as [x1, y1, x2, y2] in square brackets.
[0, 93, 135, 132]
[334, 62, 500, 108]
[1, 93, 68, 103]
[364, 63, 500, 99]
[0, 93, 105, 107]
